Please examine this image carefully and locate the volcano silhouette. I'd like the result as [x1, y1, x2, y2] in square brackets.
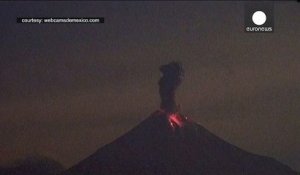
[62, 62, 298, 175]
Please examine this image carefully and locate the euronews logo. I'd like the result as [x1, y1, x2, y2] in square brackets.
[252, 11, 267, 26]
[245, 3, 274, 33]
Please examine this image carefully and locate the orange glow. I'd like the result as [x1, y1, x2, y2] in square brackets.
[168, 113, 184, 129]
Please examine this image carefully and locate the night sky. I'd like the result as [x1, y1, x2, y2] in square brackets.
[0, 1, 299, 171]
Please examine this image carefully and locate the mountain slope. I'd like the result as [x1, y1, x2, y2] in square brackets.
[1, 155, 64, 175]
[62, 111, 298, 175]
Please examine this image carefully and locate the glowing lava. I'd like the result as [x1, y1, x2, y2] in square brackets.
[168, 113, 184, 129]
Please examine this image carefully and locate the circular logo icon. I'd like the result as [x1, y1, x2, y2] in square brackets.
[252, 11, 267, 26]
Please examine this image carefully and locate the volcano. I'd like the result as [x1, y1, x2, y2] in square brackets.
[62, 62, 298, 175]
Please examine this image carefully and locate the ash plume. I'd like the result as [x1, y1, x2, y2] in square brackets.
[158, 62, 184, 113]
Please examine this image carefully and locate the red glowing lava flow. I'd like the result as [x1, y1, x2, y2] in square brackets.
[168, 113, 184, 128]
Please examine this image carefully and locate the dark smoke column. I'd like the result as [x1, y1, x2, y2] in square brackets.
[159, 62, 184, 113]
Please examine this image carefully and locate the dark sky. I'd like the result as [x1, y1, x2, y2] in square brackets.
[0, 1, 299, 171]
